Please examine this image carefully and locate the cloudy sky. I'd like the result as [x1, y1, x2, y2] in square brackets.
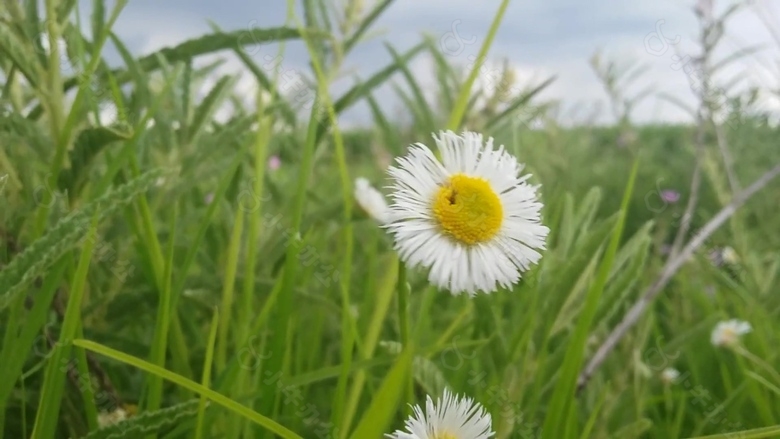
[90, 0, 780, 126]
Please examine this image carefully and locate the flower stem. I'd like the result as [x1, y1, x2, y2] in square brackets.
[396, 260, 413, 413]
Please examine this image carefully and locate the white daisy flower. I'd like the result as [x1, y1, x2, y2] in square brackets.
[721, 246, 739, 265]
[661, 367, 680, 384]
[384, 130, 549, 295]
[354, 177, 391, 224]
[386, 389, 494, 439]
[711, 319, 752, 347]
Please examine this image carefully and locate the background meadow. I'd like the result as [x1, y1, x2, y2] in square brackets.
[1, 0, 780, 438]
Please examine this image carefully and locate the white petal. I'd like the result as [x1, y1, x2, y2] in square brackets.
[384, 130, 549, 296]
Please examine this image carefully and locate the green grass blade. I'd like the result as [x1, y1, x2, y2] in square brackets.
[73, 339, 305, 439]
[195, 308, 220, 439]
[348, 344, 414, 439]
[343, 0, 394, 54]
[186, 75, 237, 145]
[541, 157, 639, 439]
[685, 425, 780, 439]
[0, 259, 67, 430]
[446, 0, 511, 130]
[30, 214, 100, 439]
[0, 168, 165, 311]
[143, 202, 178, 432]
[216, 209, 244, 372]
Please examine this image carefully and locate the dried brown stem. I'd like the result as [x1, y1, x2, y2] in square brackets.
[577, 162, 780, 391]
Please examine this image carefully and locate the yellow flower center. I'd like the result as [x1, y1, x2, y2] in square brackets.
[432, 173, 503, 245]
[721, 328, 736, 344]
[432, 432, 458, 439]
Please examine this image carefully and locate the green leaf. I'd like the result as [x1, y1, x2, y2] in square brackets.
[60, 27, 311, 94]
[484, 75, 556, 130]
[187, 75, 236, 145]
[0, 23, 41, 88]
[0, 168, 166, 311]
[446, 0, 511, 130]
[312, 42, 425, 144]
[684, 425, 780, 439]
[57, 126, 132, 193]
[348, 344, 414, 439]
[541, 157, 639, 439]
[333, 42, 425, 116]
[386, 43, 435, 132]
[231, 46, 297, 126]
[0, 109, 52, 158]
[91, 0, 106, 47]
[73, 339, 304, 439]
[82, 399, 202, 439]
[379, 341, 451, 396]
[343, 0, 394, 54]
[0, 260, 66, 412]
[108, 31, 150, 115]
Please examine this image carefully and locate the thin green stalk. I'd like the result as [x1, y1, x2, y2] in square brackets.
[237, 99, 271, 347]
[33, 0, 66, 239]
[44, 0, 64, 140]
[30, 214, 100, 439]
[736, 345, 780, 386]
[128, 156, 166, 287]
[541, 157, 639, 439]
[396, 261, 413, 413]
[296, 15, 357, 429]
[74, 324, 98, 432]
[257, 7, 325, 424]
[0, 259, 67, 433]
[217, 210, 244, 372]
[228, 94, 272, 439]
[32, 0, 129, 239]
[144, 202, 178, 432]
[195, 308, 220, 439]
[340, 255, 399, 437]
[446, 0, 511, 131]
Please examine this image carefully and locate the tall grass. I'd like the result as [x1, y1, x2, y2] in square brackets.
[1, 0, 780, 438]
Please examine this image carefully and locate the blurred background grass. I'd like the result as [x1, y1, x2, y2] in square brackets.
[1, 0, 780, 438]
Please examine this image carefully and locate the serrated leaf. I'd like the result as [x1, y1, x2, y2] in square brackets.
[334, 41, 426, 115]
[83, 399, 203, 439]
[0, 24, 40, 88]
[343, 0, 394, 54]
[187, 75, 236, 145]
[58, 27, 310, 95]
[57, 126, 132, 193]
[485, 75, 556, 130]
[0, 110, 51, 158]
[0, 168, 166, 311]
[313, 41, 425, 143]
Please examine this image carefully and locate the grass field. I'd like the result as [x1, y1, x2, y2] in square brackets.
[2, 1, 780, 438]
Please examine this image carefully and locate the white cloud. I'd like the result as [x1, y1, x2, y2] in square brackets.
[100, 0, 780, 127]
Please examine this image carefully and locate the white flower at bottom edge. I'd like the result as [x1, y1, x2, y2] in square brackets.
[354, 177, 391, 224]
[711, 319, 752, 347]
[383, 130, 549, 296]
[386, 389, 495, 439]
